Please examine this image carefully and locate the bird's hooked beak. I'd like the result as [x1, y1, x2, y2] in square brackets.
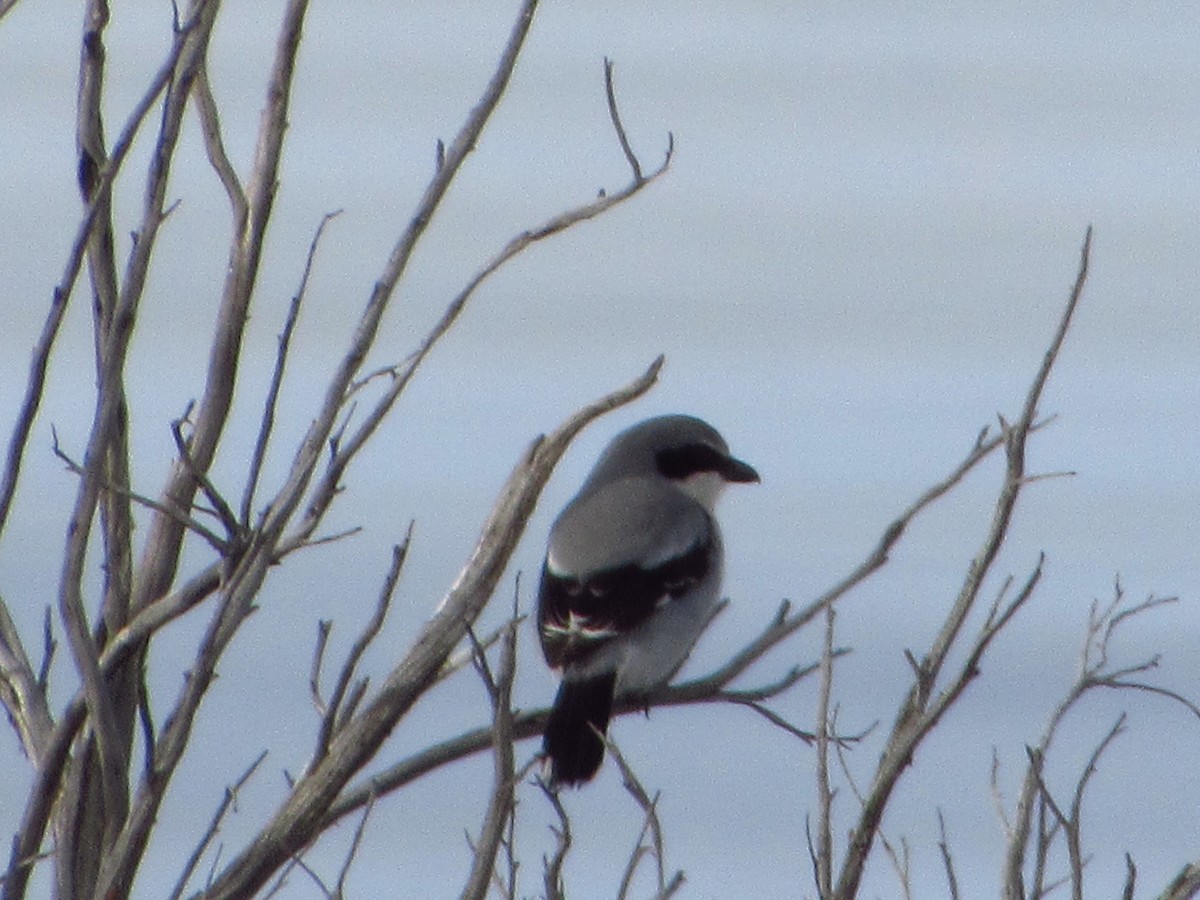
[721, 455, 760, 484]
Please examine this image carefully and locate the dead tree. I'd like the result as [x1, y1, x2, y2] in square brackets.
[1, 3, 1197, 899]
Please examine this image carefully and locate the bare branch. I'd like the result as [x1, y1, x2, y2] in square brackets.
[289, 52, 673, 551]
[197, 356, 661, 899]
[0, 0, 25, 22]
[991, 750, 1011, 838]
[333, 793, 375, 899]
[50, 9, 314, 898]
[460, 590, 521, 900]
[1004, 580, 1199, 900]
[604, 58, 643, 183]
[322, 632, 833, 831]
[0, 4, 204, 544]
[168, 750, 269, 900]
[315, 528, 412, 761]
[4, 563, 222, 899]
[937, 809, 960, 900]
[830, 717, 914, 900]
[170, 413, 241, 542]
[712, 653, 835, 705]
[924, 228, 1092, 698]
[835, 227, 1092, 900]
[130, 0, 303, 626]
[438, 615, 529, 683]
[284, 854, 332, 899]
[727, 698, 818, 744]
[0, 598, 54, 762]
[1066, 715, 1127, 899]
[37, 606, 56, 691]
[241, 210, 342, 526]
[538, 780, 571, 900]
[322, 627, 847, 833]
[308, 620, 333, 718]
[5, 11, 222, 882]
[815, 606, 836, 899]
[1023, 713, 1125, 900]
[192, 64, 247, 217]
[24, 11, 229, 898]
[879, 834, 912, 900]
[6, 4, 687, 900]
[497, 794, 519, 900]
[51, 426, 229, 553]
[296, 526, 363, 551]
[1159, 863, 1200, 900]
[607, 739, 684, 899]
[669, 421, 1018, 700]
[262, 0, 545, 565]
[1097, 679, 1200, 719]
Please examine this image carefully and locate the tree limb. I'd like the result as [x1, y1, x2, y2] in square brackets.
[835, 227, 1093, 900]
[194, 355, 661, 899]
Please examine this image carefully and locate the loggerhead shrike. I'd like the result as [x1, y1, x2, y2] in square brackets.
[537, 414, 759, 787]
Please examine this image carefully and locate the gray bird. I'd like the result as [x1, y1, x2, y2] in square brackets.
[537, 414, 759, 786]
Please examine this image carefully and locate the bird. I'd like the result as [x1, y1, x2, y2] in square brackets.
[537, 414, 759, 787]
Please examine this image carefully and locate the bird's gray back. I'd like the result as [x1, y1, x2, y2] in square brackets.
[546, 476, 713, 577]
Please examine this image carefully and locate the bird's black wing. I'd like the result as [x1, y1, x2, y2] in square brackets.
[537, 532, 714, 669]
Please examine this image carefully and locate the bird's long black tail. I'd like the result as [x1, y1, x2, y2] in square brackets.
[543, 670, 617, 787]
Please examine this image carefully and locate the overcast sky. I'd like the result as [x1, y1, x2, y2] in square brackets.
[2, 2, 1199, 897]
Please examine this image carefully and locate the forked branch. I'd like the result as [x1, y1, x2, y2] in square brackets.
[832, 227, 1093, 900]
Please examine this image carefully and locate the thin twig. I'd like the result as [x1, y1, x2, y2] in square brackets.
[835, 228, 1093, 900]
[0, 5, 203, 546]
[288, 50, 673, 551]
[316, 527, 412, 760]
[333, 792, 375, 899]
[87, 6, 315, 896]
[666, 420, 1024, 703]
[192, 64, 247, 216]
[880, 834, 912, 900]
[604, 58, 643, 184]
[538, 780, 571, 900]
[1004, 581, 1199, 900]
[297, 526, 363, 551]
[38, 606, 55, 691]
[1122, 853, 1137, 900]
[51, 427, 229, 553]
[726, 699, 818, 744]
[0, 599, 54, 762]
[170, 414, 241, 542]
[320, 637, 834, 830]
[438, 615, 529, 683]
[608, 739, 683, 898]
[308, 620, 333, 717]
[937, 809, 960, 900]
[1067, 714, 1127, 900]
[200, 354, 662, 899]
[815, 606, 836, 899]
[168, 750, 269, 900]
[460, 587, 521, 900]
[241, 210, 342, 525]
[286, 853, 332, 899]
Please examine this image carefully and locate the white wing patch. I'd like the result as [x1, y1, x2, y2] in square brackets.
[542, 611, 620, 643]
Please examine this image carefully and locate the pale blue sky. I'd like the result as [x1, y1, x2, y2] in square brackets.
[2, 2, 1198, 897]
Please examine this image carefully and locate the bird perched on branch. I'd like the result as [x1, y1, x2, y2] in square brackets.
[537, 414, 759, 787]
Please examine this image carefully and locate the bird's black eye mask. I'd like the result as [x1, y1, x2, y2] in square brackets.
[655, 443, 731, 480]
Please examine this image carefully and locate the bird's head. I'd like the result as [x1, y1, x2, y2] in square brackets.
[585, 414, 759, 508]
